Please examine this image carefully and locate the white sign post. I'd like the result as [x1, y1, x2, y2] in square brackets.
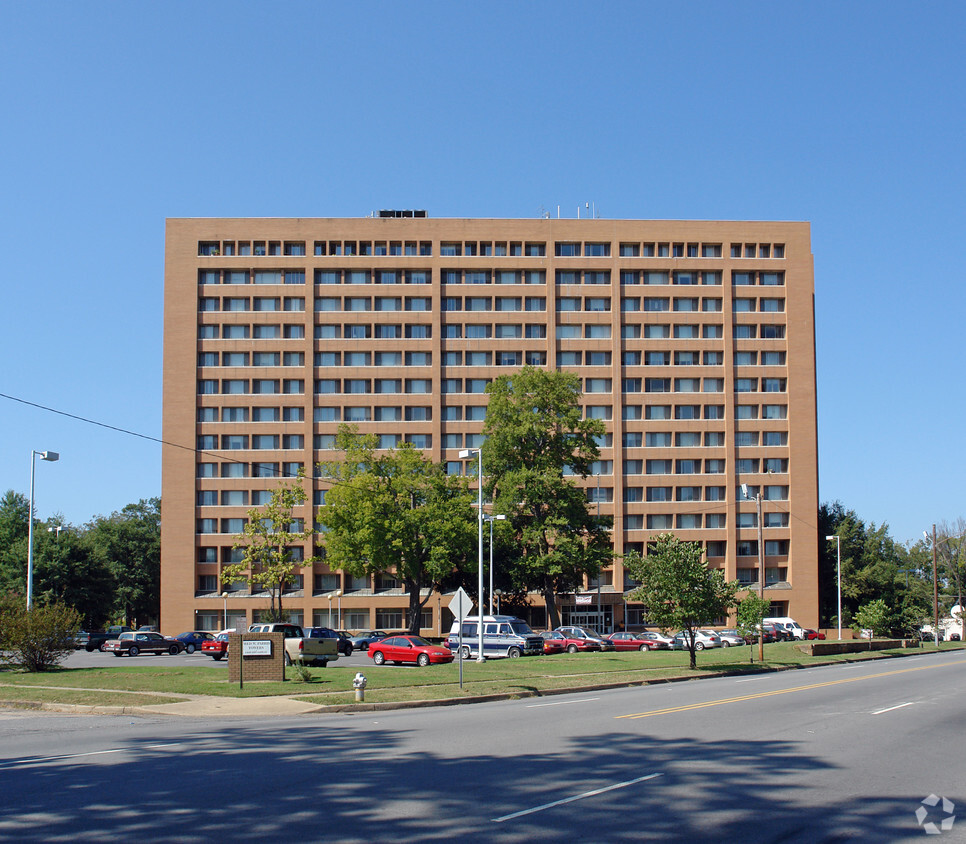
[448, 587, 473, 688]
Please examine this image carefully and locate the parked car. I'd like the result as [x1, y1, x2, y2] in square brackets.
[670, 630, 721, 651]
[74, 631, 91, 650]
[104, 631, 184, 657]
[84, 626, 134, 652]
[637, 631, 673, 649]
[605, 632, 661, 652]
[369, 635, 454, 666]
[538, 631, 568, 654]
[552, 627, 604, 653]
[175, 631, 214, 654]
[803, 628, 826, 640]
[248, 623, 338, 666]
[713, 629, 745, 648]
[303, 627, 353, 656]
[349, 631, 389, 652]
[763, 616, 806, 640]
[202, 630, 231, 660]
[337, 631, 355, 655]
[758, 624, 782, 643]
[769, 622, 797, 642]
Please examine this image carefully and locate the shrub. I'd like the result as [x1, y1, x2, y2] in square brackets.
[291, 662, 313, 683]
[0, 597, 81, 672]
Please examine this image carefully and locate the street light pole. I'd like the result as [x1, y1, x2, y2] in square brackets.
[484, 514, 505, 615]
[460, 448, 486, 661]
[336, 589, 343, 630]
[26, 450, 59, 610]
[741, 484, 764, 663]
[221, 591, 228, 629]
[932, 524, 939, 647]
[825, 534, 842, 640]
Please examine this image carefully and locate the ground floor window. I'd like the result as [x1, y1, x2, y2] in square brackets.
[195, 611, 219, 631]
[376, 609, 403, 629]
[343, 611, 368, 630]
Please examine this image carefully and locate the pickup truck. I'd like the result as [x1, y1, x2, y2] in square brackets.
[84, 626, 134, 652]
[248, 623, 339, 667]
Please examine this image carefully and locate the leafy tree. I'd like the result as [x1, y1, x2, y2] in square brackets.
[482, 367, 612, 628]
[736, 593, 771, 660]
[854, 598, 889, 638]
[0, 490, 30, 595]
[222, 476, 314, 624]
[624, 534, 739, 669]
[0, 594, 80, 672]
[34, 521, 113, 630]
[317, 427, 476, 633]
[85, 499, 161, 627]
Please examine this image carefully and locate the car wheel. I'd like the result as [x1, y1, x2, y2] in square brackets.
[373, 651, 385, 665]
[695, 642, 705, 651]
[283, 652, 292, 667]
[417, 653, 430, 667]
[346, 644, 353, 655]
[567, 644, 578, 654]
[319, 660, 328, 668]
[99, 642, 108, 653]
[212, 654, 223, 661]
[721, 641, 730, 648]
[129, 646, 140, 657]
[185, 644, 196, 654]
[86, 644, 96, 652]
[168, 645, 179, 655]
[459, 646, 471, 660]
[507, 647, 522, 658]
[639, 644, 649, 651]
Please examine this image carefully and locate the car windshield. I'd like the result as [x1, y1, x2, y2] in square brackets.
[508, 622, 535, 635]
[406, 636, 431, 647]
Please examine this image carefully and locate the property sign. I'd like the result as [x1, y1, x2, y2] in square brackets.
[575, 595, 593, 605]
[242, 639, 272, 657]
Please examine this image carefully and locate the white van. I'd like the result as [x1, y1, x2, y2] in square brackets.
[444, 615, 545, 659]
[763, 617, 806, 640]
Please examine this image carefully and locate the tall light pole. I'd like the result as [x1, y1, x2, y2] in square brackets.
[459, 447, 486, 661]
[741, 484, 764, 663]
[336, 589, 343, 630]
[221, 591, 228, 629]
[924, 527, 940, 646]
[484, 514, 505, 615]
[825, 534, 842, 640]
[27, 450, 59, 610]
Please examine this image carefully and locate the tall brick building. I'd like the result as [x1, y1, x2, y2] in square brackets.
[162, 215, 818, 635]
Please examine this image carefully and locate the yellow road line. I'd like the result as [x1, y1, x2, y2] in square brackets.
[616, 661, 960, 720]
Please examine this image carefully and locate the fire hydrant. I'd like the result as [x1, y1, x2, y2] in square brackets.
[353, 672, 368, 702]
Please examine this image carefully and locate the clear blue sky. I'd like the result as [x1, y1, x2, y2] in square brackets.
[1, 1, 963, 546]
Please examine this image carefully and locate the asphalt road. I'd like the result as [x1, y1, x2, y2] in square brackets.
[2, 651, 964, 843]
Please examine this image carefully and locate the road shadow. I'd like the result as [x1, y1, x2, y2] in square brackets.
[0, 714, 935, 842]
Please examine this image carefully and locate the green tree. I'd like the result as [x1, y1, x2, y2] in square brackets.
[0, 490, 30, 595]
[854, 598, 889, 638]
[0, 594, 80, 672]
[482, 366, 612, 628]
[317, 427, 476, 633]
[34, 521, 113, 630]
[736, 593, 771, 660]
[222, 475, 315, 624]
[85, 499, 161, 627]
[624, 534, 739, 669]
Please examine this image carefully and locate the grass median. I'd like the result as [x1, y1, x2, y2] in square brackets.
[0, 641, 959, 709]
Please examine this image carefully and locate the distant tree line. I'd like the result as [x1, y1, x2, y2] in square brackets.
[0, 492, 160, 630]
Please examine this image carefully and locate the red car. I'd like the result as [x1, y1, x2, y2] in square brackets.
[804, 629, 826, 640]
[202, 632, 230, 660]
[369, 635, 455, 667]
[605, 632, 660, 652]
[551, 628, 603, 654]
[538, 631, 568, 654]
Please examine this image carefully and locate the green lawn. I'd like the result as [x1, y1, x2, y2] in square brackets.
[0, 642, 959, 708]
